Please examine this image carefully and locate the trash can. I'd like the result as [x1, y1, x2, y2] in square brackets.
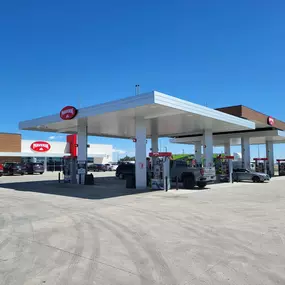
[126, 174, 136, 188]
[85, 173, 94, 185]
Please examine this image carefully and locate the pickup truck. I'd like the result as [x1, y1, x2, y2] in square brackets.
[117, 160, 216, 189]
[170, 160, 216, 189]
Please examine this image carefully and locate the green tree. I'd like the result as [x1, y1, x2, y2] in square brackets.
[119, 155, 135, 162]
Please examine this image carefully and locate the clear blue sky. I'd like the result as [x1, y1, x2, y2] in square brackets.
[1, 0, 285, 160]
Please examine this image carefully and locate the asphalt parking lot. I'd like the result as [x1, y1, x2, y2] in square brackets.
[1, 173, 285, 285]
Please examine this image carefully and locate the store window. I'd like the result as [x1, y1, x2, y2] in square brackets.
[47, 157, 63, 171]
[22, 157, 45, 164]
[87, 157, 94, 163]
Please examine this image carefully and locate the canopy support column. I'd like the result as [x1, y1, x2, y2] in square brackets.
[241, 137, 250, 169]
[224, 140, 231, 156]
[203, 130, 213, 167]
[194, 142, 202, 167]
[266, 141, 274, 176]
[151, 119, 158, 167]
[135, 117, 147, 189]
[77, 118, 88, 184]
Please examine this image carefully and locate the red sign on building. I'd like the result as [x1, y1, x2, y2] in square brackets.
[267, 116, 275, 126]
[31, 141, 51, 152]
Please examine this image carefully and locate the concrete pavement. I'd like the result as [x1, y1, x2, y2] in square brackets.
[1, 175, 285, 284]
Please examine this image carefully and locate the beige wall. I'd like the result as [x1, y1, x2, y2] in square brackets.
[0, 133, 21, 152]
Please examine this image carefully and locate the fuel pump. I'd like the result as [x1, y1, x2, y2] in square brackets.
[277, 159, 285, 176]
[216, 155, 234, 183]
[62, 156, 77, 184]
[149, 152, 172, 190]
[253, 158, 268, 174]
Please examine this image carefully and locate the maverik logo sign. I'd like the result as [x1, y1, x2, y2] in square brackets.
[267, 116, 275, 126]
[31, 141, 51, 152]
[60, 106, 78, 120]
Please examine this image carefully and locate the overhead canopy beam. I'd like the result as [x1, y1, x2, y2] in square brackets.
[19, 91, 255, 139]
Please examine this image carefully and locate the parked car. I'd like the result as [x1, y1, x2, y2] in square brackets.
[3, 162, 25, 176]
[105, 163, 118, 171]
[110, 163, 118, 171]
[0, 163, 3, 177]
[24, 162, 44, 174]
[233, 168, 270, 183]
[88, 164, 107, 172]
[116, 163, 135, 179]
[105, 164, 112, 171]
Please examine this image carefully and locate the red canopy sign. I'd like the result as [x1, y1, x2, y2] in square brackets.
[149, 152, 172, 157]
[60, 106, 78, 120]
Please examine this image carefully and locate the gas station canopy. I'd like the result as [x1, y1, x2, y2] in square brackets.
[171, 104, 285, 145]
[19, 91, 255, 137]
[171, 129, 285, 146]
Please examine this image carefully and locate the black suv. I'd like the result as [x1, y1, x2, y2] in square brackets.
[116, 163, 135, 179]
[3, 162, 25, 176]
[24, 162, 44, 175]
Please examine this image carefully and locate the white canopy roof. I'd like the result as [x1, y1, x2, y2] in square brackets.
[170, 129, 285, 146]
[19, 91, 255, 138]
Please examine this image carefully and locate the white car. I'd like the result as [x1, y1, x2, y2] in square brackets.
[110, 163, 118, 171]
[105, 163, 118, 171]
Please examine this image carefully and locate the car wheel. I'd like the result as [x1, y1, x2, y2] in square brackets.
[197, 181, 207, 189]
[40, 172, 43, 175]
[21, 172, 24, 176]
[252, 176, 260, 183]
[183, 175, 195, 189]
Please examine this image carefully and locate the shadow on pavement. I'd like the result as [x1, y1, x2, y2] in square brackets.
[0, 177, 162, 200]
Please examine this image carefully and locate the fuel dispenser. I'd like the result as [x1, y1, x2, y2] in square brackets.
[62, 156, 77, 183]
[215, 155, 234, 183]
[149, 152, 172, 191]
[277, 159, 285, 176]
[253, 158, 268, 174]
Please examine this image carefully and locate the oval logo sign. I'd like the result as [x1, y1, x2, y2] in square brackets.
[268, 116, 275, 126]
[31, 141, 51, 152]
[60, 106, 77, 120]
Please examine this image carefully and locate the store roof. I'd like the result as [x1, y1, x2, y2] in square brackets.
[19, 91, 255, 139]
[216, 105, 285, 131]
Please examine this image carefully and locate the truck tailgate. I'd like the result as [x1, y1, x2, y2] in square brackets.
[203, 167, 216, 181]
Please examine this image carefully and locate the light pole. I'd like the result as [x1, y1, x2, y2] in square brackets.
[164, 146, 167, 152]
[182, 149, 184, 154]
